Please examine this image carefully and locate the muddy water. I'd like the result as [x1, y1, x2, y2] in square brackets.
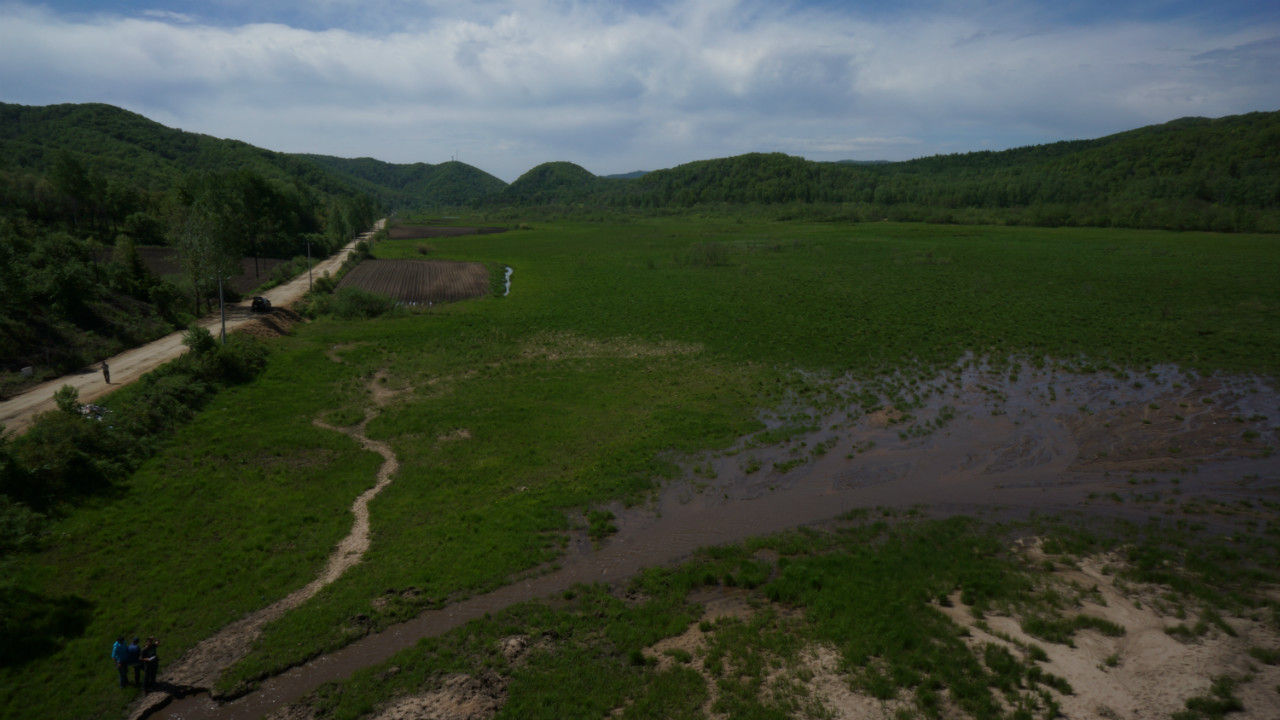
[151, 363, 1280, 720]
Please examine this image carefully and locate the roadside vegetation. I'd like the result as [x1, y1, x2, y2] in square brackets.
[1, 215, 1278, 719]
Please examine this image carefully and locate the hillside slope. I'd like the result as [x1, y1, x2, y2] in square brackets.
[0, 102, 353, 196]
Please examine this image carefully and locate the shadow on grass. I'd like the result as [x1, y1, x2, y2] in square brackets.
[0, 586, 93, 668]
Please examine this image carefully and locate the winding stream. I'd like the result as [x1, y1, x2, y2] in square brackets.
[144, 364, 1279, 719]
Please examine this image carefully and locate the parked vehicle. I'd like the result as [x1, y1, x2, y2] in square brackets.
[251, 296, 272, 312]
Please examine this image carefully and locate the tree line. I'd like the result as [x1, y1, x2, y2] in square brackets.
[477, 111, 1280, 233]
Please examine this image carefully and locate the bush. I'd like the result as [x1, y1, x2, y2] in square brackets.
[183, 325, 218, 355]
[214, 334, 269, 382]
[52, 385, 79, 415]
[11, 410, 114, 507]
[311, 271, 337, 295]
[690, 242, 729, 267]
[314, 287, 398, 320]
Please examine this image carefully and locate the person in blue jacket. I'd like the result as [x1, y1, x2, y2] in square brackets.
[111, 636, 128, 688]
[125, 637, 143, 686]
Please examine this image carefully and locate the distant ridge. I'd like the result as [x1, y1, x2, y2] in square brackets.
[0, 101, 506, 210]
[0, 101, 357, 197]
[471, 111, 1280, 232]
[296, 155, 506, 208]
[6, 101, 1277, 231]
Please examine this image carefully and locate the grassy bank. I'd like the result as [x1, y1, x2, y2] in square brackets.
[2, 218, 1277, 718]
[293, 509, 1280, 720]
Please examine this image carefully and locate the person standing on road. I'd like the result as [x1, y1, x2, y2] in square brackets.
[140, 637, 160, 692]
[102, 361, 110, 384]
[111, 636, 128, 688]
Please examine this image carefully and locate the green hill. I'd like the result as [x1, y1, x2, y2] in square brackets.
[0, 102, 380, 396]
[296, 155, 506, 208]
[0, 102, 353, 196]
[475, 111, 1280, 232]
[494, 161, 608, 205]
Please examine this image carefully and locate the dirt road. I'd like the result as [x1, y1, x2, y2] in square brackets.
[0, 222, 383, 435]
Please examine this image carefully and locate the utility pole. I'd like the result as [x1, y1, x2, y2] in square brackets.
[218, 272, 226, 345]
[307, 238, 313, 291]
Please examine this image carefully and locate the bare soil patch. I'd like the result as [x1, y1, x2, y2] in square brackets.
[337, 259, 489, 304]
[939, 539, 1280, 720]
[632, 541, 1280, 720]
[234, 308, 303, 341]
[387, 226, 507, 240]
[520, 330, 703, 361]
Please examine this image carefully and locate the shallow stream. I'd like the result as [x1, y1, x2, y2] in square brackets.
[149, 363, 1280, 719]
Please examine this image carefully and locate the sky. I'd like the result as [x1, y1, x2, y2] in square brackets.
[1, 1, 1277, 183]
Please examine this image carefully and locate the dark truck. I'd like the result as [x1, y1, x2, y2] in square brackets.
[250, 296, 272, 313]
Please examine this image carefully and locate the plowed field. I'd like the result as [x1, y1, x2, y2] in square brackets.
[337, 259, 489, 304]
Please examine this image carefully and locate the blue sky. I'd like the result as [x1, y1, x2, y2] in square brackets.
[2, 1, 1277, 182]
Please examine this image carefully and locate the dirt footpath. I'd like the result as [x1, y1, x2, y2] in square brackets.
[0, 222, 383, 435]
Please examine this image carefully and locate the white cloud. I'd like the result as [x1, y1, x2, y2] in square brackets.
[140, 9, 195, 23]
[0, 1, 1277, 181]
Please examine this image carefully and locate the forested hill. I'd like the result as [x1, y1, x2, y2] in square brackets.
[495, 161, 614, 205]
[0, 102, 381, 397]
[296, 155, 506, 208]
[479, 111, 1280, 232]
[0, 102, 355, 197]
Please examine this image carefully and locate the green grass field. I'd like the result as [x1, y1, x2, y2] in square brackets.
[3, 218, 1278, 719]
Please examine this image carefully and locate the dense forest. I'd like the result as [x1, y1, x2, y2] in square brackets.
[0, 102, 379, 397]
[479, 111, 1280, 232]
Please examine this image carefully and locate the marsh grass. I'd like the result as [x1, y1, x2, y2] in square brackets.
[298, 514, 1215, 720]
[8, 218, 1280, 718]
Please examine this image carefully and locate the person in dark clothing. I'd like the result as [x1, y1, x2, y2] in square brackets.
[125, 637, 142, 686]
[140, 637, 160, 691]
[102, 361, 110, 384]
[111, 636, 128, 688]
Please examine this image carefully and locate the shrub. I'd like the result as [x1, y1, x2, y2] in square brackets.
[690, 242, 729, 267]
[328, 288, 398, 320]
[313, 272, 337, 295]
[11, 409, 114, 507]
[52, 385, 79, 415]
[183, 325, 218, 355]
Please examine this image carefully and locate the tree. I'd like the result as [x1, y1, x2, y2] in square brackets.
[173, 202, 236, 314]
